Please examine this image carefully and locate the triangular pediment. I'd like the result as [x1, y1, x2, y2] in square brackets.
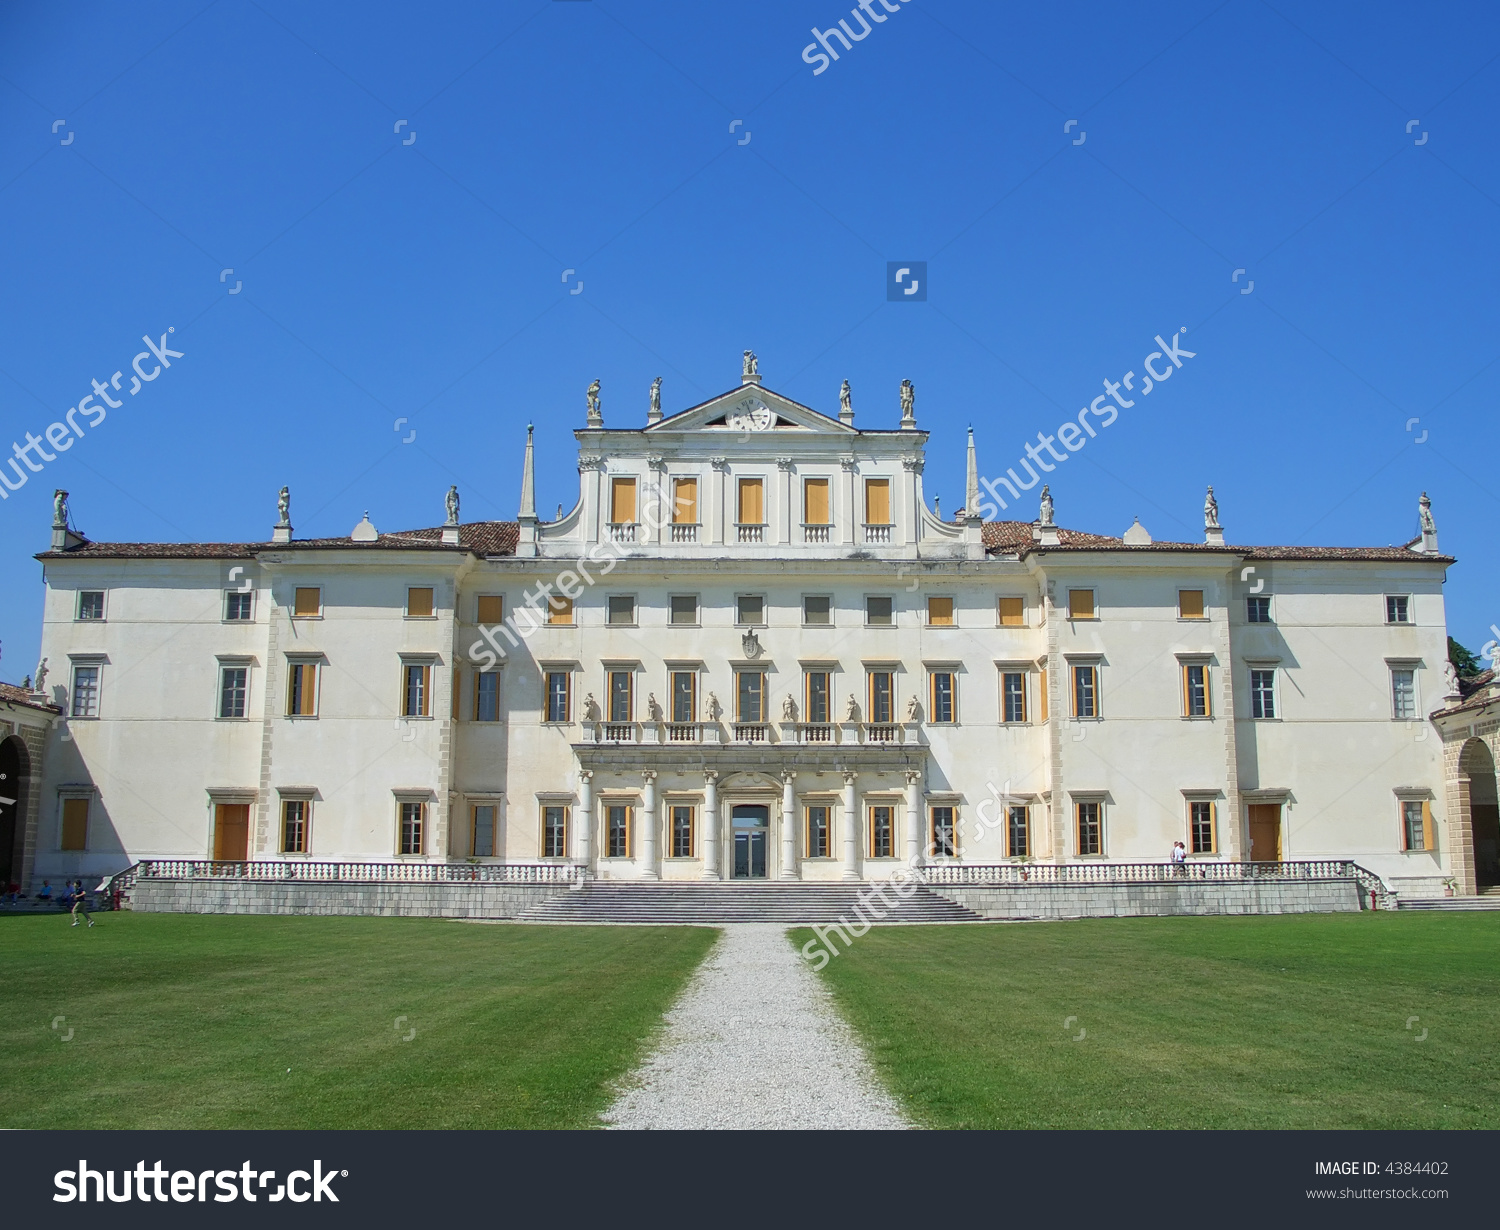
[645, 384, 856, 435]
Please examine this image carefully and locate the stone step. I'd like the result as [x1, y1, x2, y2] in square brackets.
[518, 882, 982, 924]
[1396, 897, 1500, 910]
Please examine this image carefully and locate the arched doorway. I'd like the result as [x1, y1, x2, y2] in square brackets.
[0, 735, 29, 890]
[1461, 739, 1499, 889]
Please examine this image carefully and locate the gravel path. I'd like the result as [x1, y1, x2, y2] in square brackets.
[602, 924, 911, 1130]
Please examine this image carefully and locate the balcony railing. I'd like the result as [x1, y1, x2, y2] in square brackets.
[800, 723, 834, 743]
[864, 723, 900, 743]
[666, 723, 699, 742]
[607, 522, 637, 544]
[736, 523, 765, 544]
[864, 523, 892, 545]
[732, 723, 768, 742]
[670, 523, 698, 543]
[137, 859, 585, 884]
[601, 723, 637, 743]
[917, 859, 1389, 901]
[803, 523, 831, 544]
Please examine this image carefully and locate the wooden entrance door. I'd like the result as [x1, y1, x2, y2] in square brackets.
[1248, 803, 1281, 862]
[213, 803, 250, 861]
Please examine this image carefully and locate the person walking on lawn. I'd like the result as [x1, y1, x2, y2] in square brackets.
[69, 880, 94, 928]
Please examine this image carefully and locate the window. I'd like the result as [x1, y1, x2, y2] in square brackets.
[1386, 595, 1411, 624]
[1068, 589, 1095, 620]
[1007, 804, 1029, 858]
[476, 595, 504, 625]
[1076, 801, 1102, 856]
[869, 804, 895, 858]
[672, 478, 698, 524]
[928, 596, 954, 626]
[70, 664, 100, 718]
[1189, 801, 1215, 854]
[1250, 668, 1276, 719]
[1002, 672, 1027, 723]
[998, 596, 1025, 627]
[803, 595, 831, 625]
[77, 591, 104, 620]
[803, 477, 830, 525]
[281, 800, 308, 853]
[610, 476, 637, 525]
[805, 670, 831, 724]
[407, 587, 434, 618]
[286, 661, 318, 716]
[930, 671, 956, 723]
[1391, 668, 1416, 720]
[225, 591, 253, 621]
[864, 478, 891, 525]
[293, 587, 321, 617]
[1247, 595, 1271, 623]
[866, 595, 893, 626]
[547, 595, 573, 625]
[60, 797, 90, 851]
[475, 671, 500, 722]
[606, 804, 631, 858]
[608, 670, 633, 722]
[670, 595, 698, 625]
[930, 805, 956, 857]
[868, 671, 894, 724]
[1179, 590, 1205, 620]
[608, 595, 635, 626]
[736, 670, 765, 722]
[541, 805, 568, 858]
[737, 477, 764, 525]
[545, 671, 571, 723]
[219, 665, 248, 719]
[736, 594, 764, 625]
[671, 670, 696, 723]
[1038, 665, 1049, 722]
[453, 668, 461, 720]
[402, 663, 431, 717]
[1401, 799, 1433, 852]
[1182, 663, 1210, 717]
[399, 801, 425, 855]
[670, 805, 694, 858]
[806, 805, 831, 858]
[1072, 664, 1098, 718]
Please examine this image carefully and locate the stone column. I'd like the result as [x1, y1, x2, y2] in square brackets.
[576, 769, 593, 868]
[841, 770, 861, 881]
[905, 767, 924, 865]
[780, 769, 799, 880]
[701, 769, 720, 880]
[639, 770, 658, 880]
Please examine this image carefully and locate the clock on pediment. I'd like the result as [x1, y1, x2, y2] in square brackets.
[725, 394, 773, 432]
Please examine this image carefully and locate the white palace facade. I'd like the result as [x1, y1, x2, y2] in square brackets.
[13, 355, 1486, 900]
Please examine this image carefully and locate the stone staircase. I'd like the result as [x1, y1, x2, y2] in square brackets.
[517, 881, 984, 924]
[1397, 887, 1500, 912]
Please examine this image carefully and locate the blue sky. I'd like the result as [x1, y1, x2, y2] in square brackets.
[2, 0, 1497, 682]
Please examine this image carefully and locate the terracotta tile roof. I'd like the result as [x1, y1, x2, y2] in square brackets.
[0, 682, 61, 713]
[36, 522, 520, 561]
[982, 520, 1453, 564]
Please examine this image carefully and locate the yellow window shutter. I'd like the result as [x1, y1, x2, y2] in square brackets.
[611, 477, 637, 523]
[928, 596, 954, 626]
[452, 668, 461, 720]
[1068, 589, 1094, 619]
[1179, 590, 1204, 619]
[476, 595, 504, 624]
[738, 478, 764, 524]
[294, 587, 320, 617]
[407, 587, 434, 618]
[61, 798, 89, 851]
[803, 478, 830, 524]
[1422, 800, 1434, 851]
[865, 479, 890, 524]
[998, 596, 1024, 626]
[673, 478, 697, 524]
[1039, 667, 1049, 721]
[549, 596, 573, 624]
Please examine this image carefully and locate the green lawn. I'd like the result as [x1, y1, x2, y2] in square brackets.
[794, 913, 1500, 1129]
[0, 912, 716, 1129]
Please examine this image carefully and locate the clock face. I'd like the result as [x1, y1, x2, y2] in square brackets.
[727, 397, 773, 431]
